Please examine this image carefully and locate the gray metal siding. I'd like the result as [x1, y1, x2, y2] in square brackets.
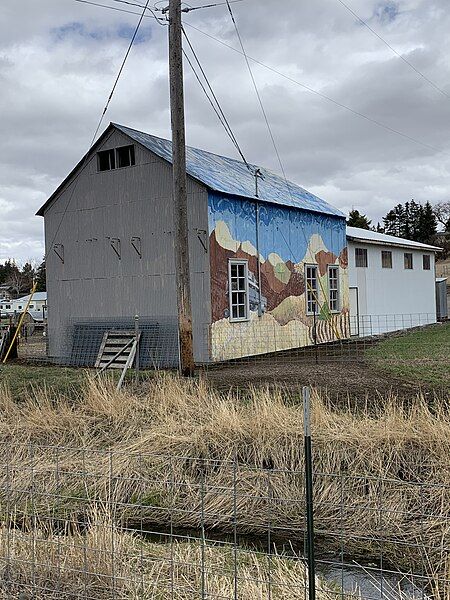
[44, 128, 211, 364]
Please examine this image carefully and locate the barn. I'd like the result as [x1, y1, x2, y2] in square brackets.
[37, 123, 349, 366]
[347, 226, 441, 336]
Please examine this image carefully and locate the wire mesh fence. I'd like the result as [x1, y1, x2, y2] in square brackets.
[19, 313, 436, 368]
[0, 442, 447, 599]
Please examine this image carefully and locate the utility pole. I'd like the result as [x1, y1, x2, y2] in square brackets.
[168, 0, 195, 376]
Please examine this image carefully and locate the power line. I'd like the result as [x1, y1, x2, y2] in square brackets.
[181, 28, 251, 168]
[91, 0, 161, 145]
[184, 21, 450, 158]
[73, 0, 450, 157]
[224, 0, 292, 194]
[335, 0, 450, 101]
[153, 0, 246, 11]
[46, 0, 153, 264]
[73, 0, 157, 20]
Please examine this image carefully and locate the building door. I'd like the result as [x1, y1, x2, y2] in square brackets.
[349, 287, 359, 336]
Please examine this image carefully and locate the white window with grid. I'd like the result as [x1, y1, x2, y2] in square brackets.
[305, 264, 319, 315]
[328, 265, 339, 312]
[228, 260, 249, 322]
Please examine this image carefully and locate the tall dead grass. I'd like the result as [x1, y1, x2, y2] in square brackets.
[0, 510, 342, 599]
[0, 373, 448, 581]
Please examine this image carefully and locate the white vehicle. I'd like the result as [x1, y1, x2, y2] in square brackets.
[0, 292, 47, 322]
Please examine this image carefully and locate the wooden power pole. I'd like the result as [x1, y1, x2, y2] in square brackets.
[168, 0, 195, 376]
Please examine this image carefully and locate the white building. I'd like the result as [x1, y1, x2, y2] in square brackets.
[0, 292, 47, 322]
[347, 227, 441, 336]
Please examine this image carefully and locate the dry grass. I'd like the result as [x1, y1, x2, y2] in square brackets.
[0, 510, 342, 600]
[0, 373, 448, 588]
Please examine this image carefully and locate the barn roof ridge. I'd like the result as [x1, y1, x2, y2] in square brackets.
[37, 123, 344, 218]
[113, 123, 345, 218]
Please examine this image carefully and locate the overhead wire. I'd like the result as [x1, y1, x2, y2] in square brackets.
[224, 0, 340, 335]
[73, 0, 159, 20]
[224, 0, 290, 189]
[181, 27, 251, 169]
[335, 0, 450, 101]
[184, 21, 450, 158]
[72, 0, 450, 157]
[46, 0, 155, 265]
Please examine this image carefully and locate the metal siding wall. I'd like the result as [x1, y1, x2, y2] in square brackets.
[43, 129, 211, 364]
[348, 241, 437, 332]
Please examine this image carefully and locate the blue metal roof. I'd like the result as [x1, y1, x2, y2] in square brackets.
[114, 124, 344, 218]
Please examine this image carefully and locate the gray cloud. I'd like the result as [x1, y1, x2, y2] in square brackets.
[1, 0, 450, 261]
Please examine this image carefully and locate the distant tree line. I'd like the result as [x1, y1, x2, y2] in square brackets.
[0, 259, 46, 297]
[347, 200, 450, 257]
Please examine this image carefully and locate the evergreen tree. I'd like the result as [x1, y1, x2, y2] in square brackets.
[382, 200, 437, 242]
[0, 259, 18, 285]
[35, 260, 46, 292]
[347, 209, 372, 229]
[21, 261, 35, 291]
[417, 201, 437, 243]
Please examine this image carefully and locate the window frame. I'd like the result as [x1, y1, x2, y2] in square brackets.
[381, 250, 392, 269]
[116, 144, 136, 169]
[305, 263, 319, 316]
[228, 259, 250, 323]
[422, 254, 431, 270]
[97, 148, 116, 172]
[327, 265, 340, 313]
[355, 247, 368, 268]
[404, 252, 413, 270]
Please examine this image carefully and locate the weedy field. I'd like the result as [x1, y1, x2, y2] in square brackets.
[0, 373, 447, 594]
[0, 323, 448, 598]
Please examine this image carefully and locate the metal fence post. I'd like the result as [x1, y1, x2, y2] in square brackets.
[134, 315, 140, 384]
[303, 386, 316, 600]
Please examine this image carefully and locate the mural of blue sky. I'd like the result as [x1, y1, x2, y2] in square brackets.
[208, 193, 346, 264]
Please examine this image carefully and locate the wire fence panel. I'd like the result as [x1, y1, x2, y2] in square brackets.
[0, 443, 447, 599]
[13, 313, 448, 388]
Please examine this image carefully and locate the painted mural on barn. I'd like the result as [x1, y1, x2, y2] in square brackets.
[208, 192, 349, 361]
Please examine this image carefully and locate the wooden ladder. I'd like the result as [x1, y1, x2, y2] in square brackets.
[95, 330, 141, 389]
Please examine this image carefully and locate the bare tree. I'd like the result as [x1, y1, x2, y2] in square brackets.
[5, 270, 27, 298]
[434, 201, 450, 229]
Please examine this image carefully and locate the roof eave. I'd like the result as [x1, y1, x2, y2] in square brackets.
[346, 235, 442, 252]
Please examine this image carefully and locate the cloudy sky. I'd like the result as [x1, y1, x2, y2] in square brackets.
[1, 0, 450, 263]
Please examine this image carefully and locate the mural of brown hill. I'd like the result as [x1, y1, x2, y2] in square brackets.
[209, 231, 305, 322]
[339, 247, 348, 269]
[315, 250, 338, 276]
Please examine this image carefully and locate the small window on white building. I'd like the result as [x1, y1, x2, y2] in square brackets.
[355, 248, 368, 268]
[404, 252, 413, 270]
[228, 260, 249, 322]
[305, 265, 319, 314]
[422, 254, 431, 270]
[328, 265, 339, 312]
[381, 250, 392, 269]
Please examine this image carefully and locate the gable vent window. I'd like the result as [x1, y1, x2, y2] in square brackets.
[116, 145, 135, 168]
[97, 149, 115, 172]
[97, 145, 135, 172]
